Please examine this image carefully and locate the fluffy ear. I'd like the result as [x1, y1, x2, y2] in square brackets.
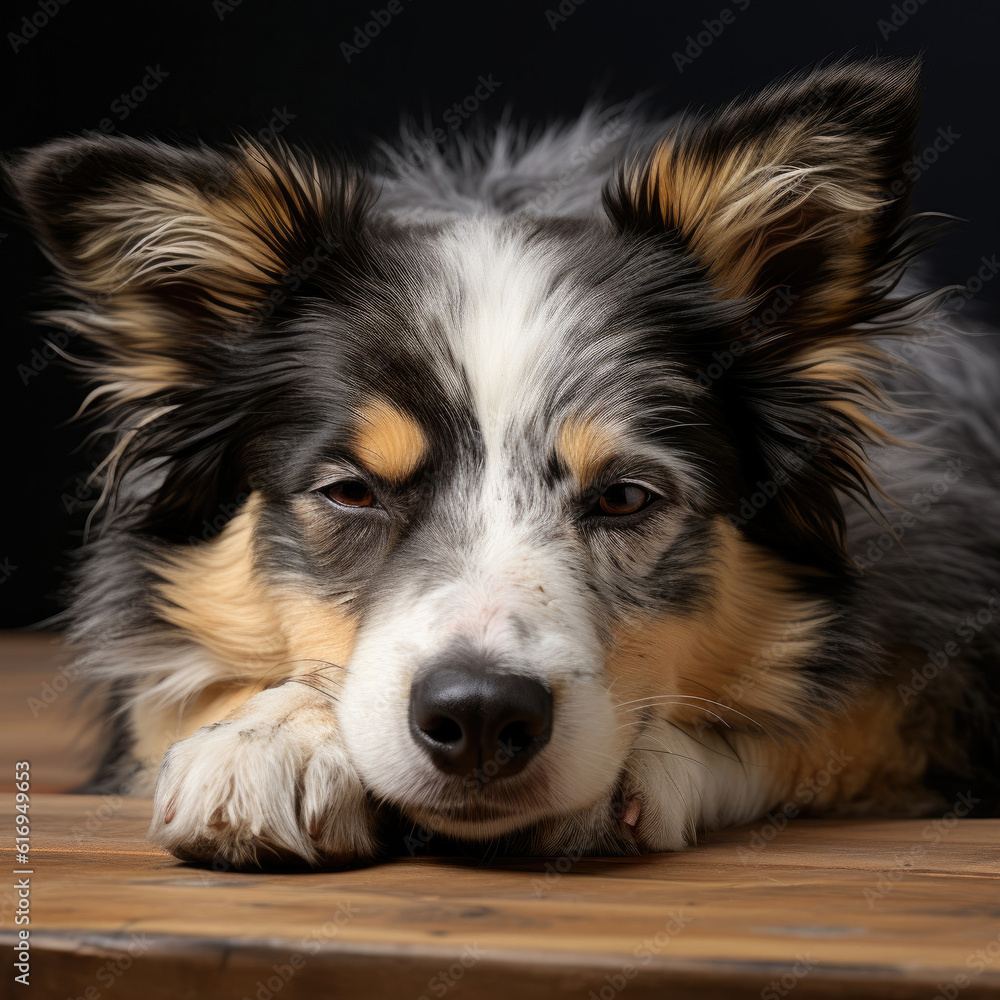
[605, 58, 936, 567]
[3, 136, 369, 539]
[4, 135, 368, 402]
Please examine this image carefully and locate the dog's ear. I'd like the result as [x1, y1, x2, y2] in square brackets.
[3, 136, 369, 539]
[4, 135, 368, 401]
[605, 58, 932, 567]
[606, 58, 923, 322]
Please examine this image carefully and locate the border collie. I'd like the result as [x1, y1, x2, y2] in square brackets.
[6, 57, 999, 868]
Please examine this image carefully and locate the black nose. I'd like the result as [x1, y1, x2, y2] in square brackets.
[409, 658, 552, 779]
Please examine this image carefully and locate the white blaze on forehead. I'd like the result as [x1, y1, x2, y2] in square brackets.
[433, 219, 589, 452]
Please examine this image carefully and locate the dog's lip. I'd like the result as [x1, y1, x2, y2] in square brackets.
[409, 800, 522, 823]
[402, 793, 544, 835]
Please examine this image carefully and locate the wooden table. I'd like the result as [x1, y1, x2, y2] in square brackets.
[2, 633, 998, 999]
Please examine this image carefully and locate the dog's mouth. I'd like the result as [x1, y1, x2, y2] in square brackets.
[393, 770, 559, 838]
[385, 780, 645, 857]
[407, 798, 546, 837]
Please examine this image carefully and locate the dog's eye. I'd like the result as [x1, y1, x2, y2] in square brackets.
[592, 483, 655, 517]
[322, 480, 375, 508]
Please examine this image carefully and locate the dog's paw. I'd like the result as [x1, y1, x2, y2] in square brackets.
[148, 684, 378, 869]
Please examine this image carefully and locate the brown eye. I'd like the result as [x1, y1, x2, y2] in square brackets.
[597, 483, 653, 516]
[323, 480, 375, 508]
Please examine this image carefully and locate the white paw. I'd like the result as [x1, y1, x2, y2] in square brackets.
[148, 684, 377, 868]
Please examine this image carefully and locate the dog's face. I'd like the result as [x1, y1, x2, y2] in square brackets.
[7, 59, 928, 848]
[280, 217, 734, 837]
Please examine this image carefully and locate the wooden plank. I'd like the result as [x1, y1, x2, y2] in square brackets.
[2, 794, 999, 998]
[0, 631, 93, 793]
[2, 634, 999, 998]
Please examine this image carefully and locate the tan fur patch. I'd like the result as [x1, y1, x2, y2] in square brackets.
[43, 142, 348, 409]
[351, 396, 427, 482]
[153, 496, 286, 675]
[640, 133, 882, 307]
[143, 493, 357, 761]
[606, 518, 833, 734]
[557, 417, 619, 485]
[761, 684, 934, 815]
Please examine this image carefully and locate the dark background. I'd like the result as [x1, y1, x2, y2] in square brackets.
[2, 0, 997, 628]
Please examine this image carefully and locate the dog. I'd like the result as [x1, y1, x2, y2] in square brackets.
[6, 57, 999, 868]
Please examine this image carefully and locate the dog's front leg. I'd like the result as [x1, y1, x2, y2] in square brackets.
[148, 677, 377, 869]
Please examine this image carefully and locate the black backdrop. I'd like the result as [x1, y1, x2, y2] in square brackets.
[2, 0, 998, 628]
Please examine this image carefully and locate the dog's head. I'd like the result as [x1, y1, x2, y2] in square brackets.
[7, 59, 933, 848]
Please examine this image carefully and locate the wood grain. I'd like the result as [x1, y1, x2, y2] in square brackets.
[1, 634, 998, 999]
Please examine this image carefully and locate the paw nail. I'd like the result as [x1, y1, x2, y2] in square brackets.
[623, 796, 642, 827]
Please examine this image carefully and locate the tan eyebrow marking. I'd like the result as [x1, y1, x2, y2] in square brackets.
[351, 396, 428, 482]
[557, 417, 619, 486]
